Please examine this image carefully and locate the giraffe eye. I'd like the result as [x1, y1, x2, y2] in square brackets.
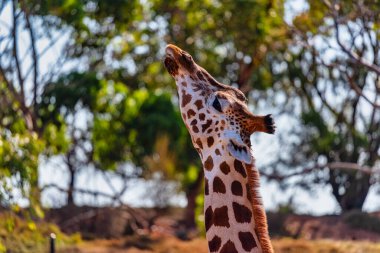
[212, 97, 222, 112]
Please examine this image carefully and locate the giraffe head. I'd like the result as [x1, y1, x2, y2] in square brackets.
[164, 44, 275, 164]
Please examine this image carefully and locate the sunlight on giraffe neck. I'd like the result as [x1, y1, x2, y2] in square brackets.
[164, 44, 274, 253]
[202, 142, 262, 253]
[175, 74, 265, 253]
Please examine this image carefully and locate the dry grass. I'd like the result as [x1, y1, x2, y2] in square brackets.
[64, 235, 380, 253]
[273, 238, 380, 253]
[0, 211, 80, 253]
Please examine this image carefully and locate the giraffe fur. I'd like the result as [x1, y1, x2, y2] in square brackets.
[164, 44, 275, 253]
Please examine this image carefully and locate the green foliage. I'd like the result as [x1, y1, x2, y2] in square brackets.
[92, 82, 149, 168]
[38, 71, 103, 155]
[195, 189, 205, 235]
[133, 91, 182, 164]
[92, 80, 199, 180]
[30, 0, 286, 190]
[40, 72, 102, 114]
[274, 0, 380, 211]
[0, 130, 42, 183]
[42, 122, 69, 155]
[152, 0, 287, 91]
[0, 82, 43, 204]
[0, 211, 80, 253]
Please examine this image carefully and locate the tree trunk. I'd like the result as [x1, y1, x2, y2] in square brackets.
[329, 169, 371, 212]
[66, 155, 76, 206]
[183, 169, 203, 229]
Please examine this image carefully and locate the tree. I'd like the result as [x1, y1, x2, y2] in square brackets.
[42, 0, 288, 227]
[152, 0, 287, 93]
[0, 0, 147, 207]
[1, 0, 289, 228]
[268, 0, 380, 211]
[90, 81, 201, 227]
[54, 0, 288, 227]
[40, 72, 198, 207]
[0, 0, 69, 210]
[151, 0, 288, 227]
[38, 72, 100, 205]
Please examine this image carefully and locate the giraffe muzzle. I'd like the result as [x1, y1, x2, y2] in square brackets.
[164, 44, 181, 76]
[165, 44, 197, 75]
[165, 44, 181, 58]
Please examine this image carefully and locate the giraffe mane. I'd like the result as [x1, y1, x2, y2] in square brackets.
[246, 161, 273, 253]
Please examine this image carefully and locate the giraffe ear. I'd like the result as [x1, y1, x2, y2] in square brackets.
[224, 130, 252, 164]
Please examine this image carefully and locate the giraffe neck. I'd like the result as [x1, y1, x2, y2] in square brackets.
[200, 144, 271, 253]
[172, 74, 273, 253]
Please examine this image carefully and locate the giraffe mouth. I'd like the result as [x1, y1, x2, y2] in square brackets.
[164, 56, 179, 76]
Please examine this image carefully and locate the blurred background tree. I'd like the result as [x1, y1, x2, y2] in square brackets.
[0, 0, 379, 235]
[268, 0, 380, 212]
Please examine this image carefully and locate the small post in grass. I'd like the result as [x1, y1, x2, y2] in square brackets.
[50, 233, 56, 253]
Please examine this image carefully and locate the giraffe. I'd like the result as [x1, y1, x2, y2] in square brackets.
[164, 44, 275, 253]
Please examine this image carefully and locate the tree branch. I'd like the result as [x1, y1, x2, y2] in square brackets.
[41, 183, 123, 202]
[262, 162, 380, 181]
[101, 170, 128, 205]
[332, 3, 380, 76]
[345, 73, 380, 109]
[12, 0, 24, 99]
[22, 2, 39, 106]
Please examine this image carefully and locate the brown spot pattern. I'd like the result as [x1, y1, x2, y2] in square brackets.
[199, 113, 205, 121]
[181, 81, 187, 87]
[234, 159, 247, 178]
[220, 240, 238, 253]
[164, 57, 179, 76]
[179, 54, 196, 73]
[205, 206, 213, 231]
[213, 206, 230, 227]
[215, 149, 221, 155]
[238, 231, 257, 251]
[213, 176, 226, 193]
[197, 71, 206, 81]
[231, 181, 243, 196]
[246, 183, 252, 201]
[219, 161, 230, 174]
[204, 205, 230, 231]
[207, 137, 214, 147]
[233, 202, 252, 223]
[192, 125, 199, 133]
[195, 138, 203, 149]
[204, 156, 213, 171]
[190, 119, 197, 125]
[194, 100, 203, 110]
[181, 90, 192, 107]
[205, 178, 209, 195]
[208, 235, 222, 252]
[202, 120, 213, 132]
[187, 109, 196, 119]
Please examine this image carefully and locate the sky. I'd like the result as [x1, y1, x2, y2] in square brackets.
[1, 0, 380, 215]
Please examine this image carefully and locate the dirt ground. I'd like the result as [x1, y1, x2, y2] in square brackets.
[60, 235, 207, 253]
[50, 207, 380, 253]
[59, 235, 380, 253]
